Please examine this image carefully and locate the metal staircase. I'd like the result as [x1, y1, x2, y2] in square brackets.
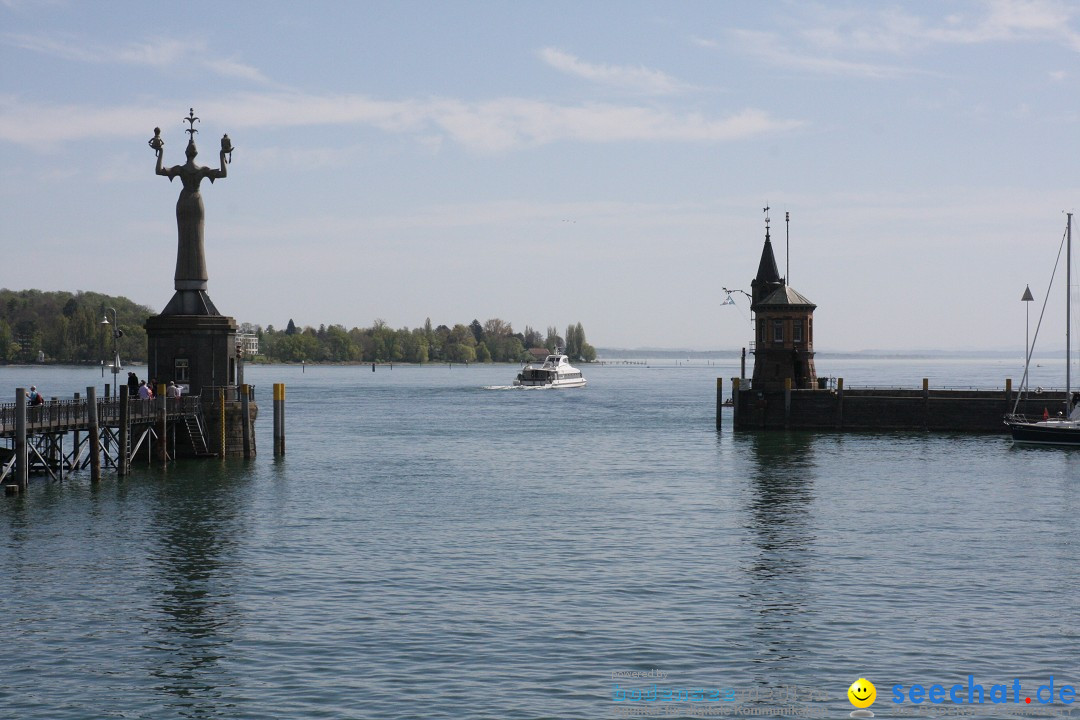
[183, 413, 213, 457]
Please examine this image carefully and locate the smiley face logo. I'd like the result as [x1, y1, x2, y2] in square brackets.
[847, 678, 876, 708]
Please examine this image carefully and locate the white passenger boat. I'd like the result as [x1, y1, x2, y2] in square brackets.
[513, 353, 587, 388]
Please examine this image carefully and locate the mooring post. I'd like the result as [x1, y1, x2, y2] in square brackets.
[72, 392, 80, 468]
[118, 385, 130, 476]
[273, 382, 285, 456]
[1005, 378, 1012, 408]
[156, 384, 167, 465]
[241, 384, 251, 460]
[88, 386, 101, 483]
[784, 377, 792, 429]
[15, 388, 27, 489]
[923, 378, 930, 430]
[219, 388, 226, 458]
[715, 378, 723, 430]
[740, 347, 746, 380]
[836, 378, 844, 429]
[732, 377, 741, 428]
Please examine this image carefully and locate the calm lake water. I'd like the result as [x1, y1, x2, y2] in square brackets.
[1, 358, 1078, 719]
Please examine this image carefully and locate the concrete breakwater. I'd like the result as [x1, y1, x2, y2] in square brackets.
[723, 378, 1066, 432]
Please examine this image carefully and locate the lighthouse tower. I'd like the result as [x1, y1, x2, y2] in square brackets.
[750, 213, 817, 390]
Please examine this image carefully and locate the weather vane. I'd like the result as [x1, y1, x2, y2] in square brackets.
[184, 108, 200, 139]
[763, 204, 771, 230]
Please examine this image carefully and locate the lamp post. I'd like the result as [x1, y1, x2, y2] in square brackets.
[101, 308, 123, 398]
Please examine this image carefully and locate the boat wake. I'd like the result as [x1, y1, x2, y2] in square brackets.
[483, 385, 554, 391]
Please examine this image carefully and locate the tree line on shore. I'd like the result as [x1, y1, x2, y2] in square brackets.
[0, 288, 597, 365]
[252, 317, 597, 364]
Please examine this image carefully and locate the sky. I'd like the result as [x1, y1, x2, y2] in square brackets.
[3, 0, 1080, 352]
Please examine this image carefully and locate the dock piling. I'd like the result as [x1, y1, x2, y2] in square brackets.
[273, 383, 285, 456]
[15, 388, 27, 488]
[118, 386, 130, 476]
[156, 384, 167, 465]
[241, 384, 251, 460]
[716, 378, 723, 430]
[88, 386, 101, 483]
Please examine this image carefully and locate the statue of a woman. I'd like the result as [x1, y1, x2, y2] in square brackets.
[151, 126, 229, 291]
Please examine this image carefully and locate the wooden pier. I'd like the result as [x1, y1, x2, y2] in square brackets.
[1, 387, 217, 491]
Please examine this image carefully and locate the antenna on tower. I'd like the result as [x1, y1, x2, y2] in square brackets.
[785, 211, 790, 285]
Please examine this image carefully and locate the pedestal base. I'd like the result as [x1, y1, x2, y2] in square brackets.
[145, 313, 237, 397]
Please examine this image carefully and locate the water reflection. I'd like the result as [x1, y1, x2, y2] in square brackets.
[146, 462, 250, 718]
[738, 432, 818, 675]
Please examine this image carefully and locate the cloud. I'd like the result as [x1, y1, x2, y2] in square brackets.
[539, 47, 692, 94]
[724, 1, 1080, 79]
[0, 92, 802, 151]
[2, 32, 277, 85]
[728, 29, 917, 79]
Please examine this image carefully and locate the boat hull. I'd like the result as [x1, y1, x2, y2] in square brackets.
[1006, 418, 1080, 445]
[513, 377, 586, 388]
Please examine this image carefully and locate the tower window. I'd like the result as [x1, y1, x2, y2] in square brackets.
[773, 319, 784, 343]
[793, 320, 803, 343]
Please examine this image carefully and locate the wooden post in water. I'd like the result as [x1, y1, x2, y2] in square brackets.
[923, 378, 930, 430]
[784, 377, 792, 429]
[219, 388, 226, 458]
[732, 377, 740, 428]
[88, 386, 101, 483]
[15, 388, 27, 488]
[118, 385, 130, 476]
[156, 384, 167, 465]
[273, 383, 286, 456]
[241, 384, 251, 460]
[72, 392, 80, 468]
[835, 378, 844, 429]
[716, 377, 723, 430]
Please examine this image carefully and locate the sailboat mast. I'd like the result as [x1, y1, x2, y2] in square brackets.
[1068, 212, 1072, 417]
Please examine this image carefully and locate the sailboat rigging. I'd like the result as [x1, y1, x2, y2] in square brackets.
[1005, 212, 1080, 445]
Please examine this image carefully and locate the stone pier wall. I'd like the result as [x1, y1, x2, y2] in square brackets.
[730, 383, 1066, 432]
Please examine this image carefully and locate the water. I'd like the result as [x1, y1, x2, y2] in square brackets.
[1, 359, 1078, 719]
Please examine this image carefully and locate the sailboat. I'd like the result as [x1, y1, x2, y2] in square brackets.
[1005, 212, 1080, 445]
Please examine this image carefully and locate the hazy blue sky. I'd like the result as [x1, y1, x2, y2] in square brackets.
[3, 0, 1080, 351]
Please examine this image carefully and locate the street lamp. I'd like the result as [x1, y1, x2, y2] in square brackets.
[101, 308, 123, 398]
